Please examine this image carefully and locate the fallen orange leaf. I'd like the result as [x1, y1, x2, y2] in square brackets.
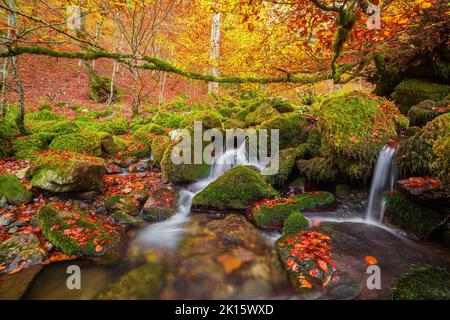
[365, 255, 378, 265]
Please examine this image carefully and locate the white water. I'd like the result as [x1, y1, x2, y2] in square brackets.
[134, 143, 265, 250]
[365, 145, 397, 222]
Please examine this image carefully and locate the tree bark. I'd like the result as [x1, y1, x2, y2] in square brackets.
[208, 12, 221, 96]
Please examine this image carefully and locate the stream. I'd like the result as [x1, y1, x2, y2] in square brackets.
[21, 145, 450, 300]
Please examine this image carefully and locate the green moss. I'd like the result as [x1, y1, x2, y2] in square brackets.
[258, 112, 308, 149]
[96, 262, 167, 299]
[152, 111, 188, 129]
[49, 131, 102, 156]
[385, 193, 442, 240]
[297, 157, 338, 183]
[37, 205, 120, 256]
[408, 98, 450, 127]
[112, 136, 130, 153]
[188, 110, 223, 129]
[111, 211, 144, 228]
[0, 174, 32, 205]
[266, 97, 295, 113]
[106, 117, 129, 135]
[150, 135, 170, 165]
[265, 146, 306, 187]
[25, 109, 64, 122]
[253, 192, 334, 229]
[396, 113, 450, 178]
[89, 74, 121, 103]
[12, 133, 53, 160]
[29, 152, 105, 193]
[192, 166, 277, 210]
[318, 92, 398, 182]
[431, 134, 450, 186]
[244, 104, 278, 126]
[282, 211, 309, 234]
[393, 79, 450, 113]
[388, 265, 450, 300]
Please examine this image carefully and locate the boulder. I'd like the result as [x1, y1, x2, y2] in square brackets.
[397, 177, 450, 210]
[28, 152, 105, 193]
[0, 233, 47, 273]
[111, 211, 144, 228]
[0, 174, 32, 205]
[407, 98, 450, 127]
[392, 79, 450, 114]
[104, 195, 139, 216]
[141, 185, 178, 221]
[265, 146, 307, 188]
[251, 191, 334, 229]
[192, 166, 277, 211]
[49, 131, 102, 156]
[37, 205, 120, 256]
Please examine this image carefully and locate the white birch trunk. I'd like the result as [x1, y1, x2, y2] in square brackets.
[208, 12, 221, 96]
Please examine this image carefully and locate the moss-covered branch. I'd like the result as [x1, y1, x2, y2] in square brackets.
[0, 45, 333, 84]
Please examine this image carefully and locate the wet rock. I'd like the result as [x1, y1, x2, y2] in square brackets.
[161, 214, 288, 299]
[141, 185, 178, 221]
[130, 189, 149, 204]
[397, 177, 450, 210]
[28, 152, 105, 193]
[0, 264, 42, 299]
[111, 211, 144, 228]
[0, 233, 47, 273]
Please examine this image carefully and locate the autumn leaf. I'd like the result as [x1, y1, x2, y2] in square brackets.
[299, 278, 312, 289]
[364, 256, 378, 265]
[217, 254, 242, 274]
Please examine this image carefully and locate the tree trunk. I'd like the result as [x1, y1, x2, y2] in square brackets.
[0, 58, 8, 118]
[208, 12, 221, 96]
[131, 65, 139, 116]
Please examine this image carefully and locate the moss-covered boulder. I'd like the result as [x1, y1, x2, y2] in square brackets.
[160, 136, 210, 184]
[0, 233, 47, 273]
[282, 211, 309, 234]
[265, 97, 295, 113]
[37, 205, 120, 256]
[12, 133, 54, 160]
[315, 92, 399, 182]
[152, 111, 188, 129]
[388, 265, 450, 300]
[192, 166, 277, 210]
[0, 174, 32, 205]
[150, 135, 170, 165]
[111, 210, 144, 228]
[141, 185, 178, 221]
[257, 112, 308, 149]
[265, 146, 307, 187]
[49, 131, 102, 156]
[407, 98, 450, 127]
[396, 113, 450, 183]
[244, 104, 278, 126]
[96, 262, 167, 299]
[392, 79, 450, 114]
[385, 193, 443, 240]
[252, 192, 334, 229]
[0, 106, 21, 157]
[188, 110, 223, 129]
[297, 157, 338, 184]
[28, 152, 105, 193]
[130, 123, 168, 159]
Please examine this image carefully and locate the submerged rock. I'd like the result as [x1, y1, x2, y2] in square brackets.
[37, 205, 120, 257]
[141, 185, 178, 221]
[192, 166, 278, 211]
[104, 195, 140, 216]
[0, 233, 47, 273]
[28, 152, 105, 193]
[0, 174, 32, 205]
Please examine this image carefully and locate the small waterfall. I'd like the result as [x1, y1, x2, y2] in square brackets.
[365, 145, 397, 222]
[135, 143, 264, 250]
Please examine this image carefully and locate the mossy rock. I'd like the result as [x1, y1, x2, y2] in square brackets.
[0, 174, 32, 205]
[49, 131, 102, 156]
[27, 120, 79, 137]
[265, 146, 307, 188]
[104, 195, 139, 216]
[388, 265, 450, 300]
[244, 104, 278, 126]
[152, 111, 188, 129]
[104, 117, 129, 135]
[131, 123, 168, 159]
[265, 97, 295, 113]
[150, 135, 170, 165]
[297, 157, 338, 184]
[282, 211, 309, 234]
[112, 136, 130, 153]
[188, 110, 223, 129]
[392, 79, 450, 114]
[0, 139, 13, 158]
[96, 262, 167, 299]
[431, 134, 450, 186]
[89, 74, 120, 103]
[12, 133, 52, 160]
[257, 112, 308, 149]
[25, 109, 65, 122]
[408, 98, 450, 127]
[396, 113, 450, 180]
[0, 233, 47, 273]
[253, 192, 334, 229]
[192, 166, 277, 210]
[160, 135, 210, 184]
[385, 193, 442, 240]
[317, 91, 399, 182]
[37, 205, 120, 256]
[29, 152, 105, 193]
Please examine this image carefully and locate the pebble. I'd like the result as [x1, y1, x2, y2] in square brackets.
[0, 215, 11, 227]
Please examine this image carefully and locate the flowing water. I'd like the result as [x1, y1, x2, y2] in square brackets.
[134, 143, 265, 250]
[365, 145, 397, 222]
